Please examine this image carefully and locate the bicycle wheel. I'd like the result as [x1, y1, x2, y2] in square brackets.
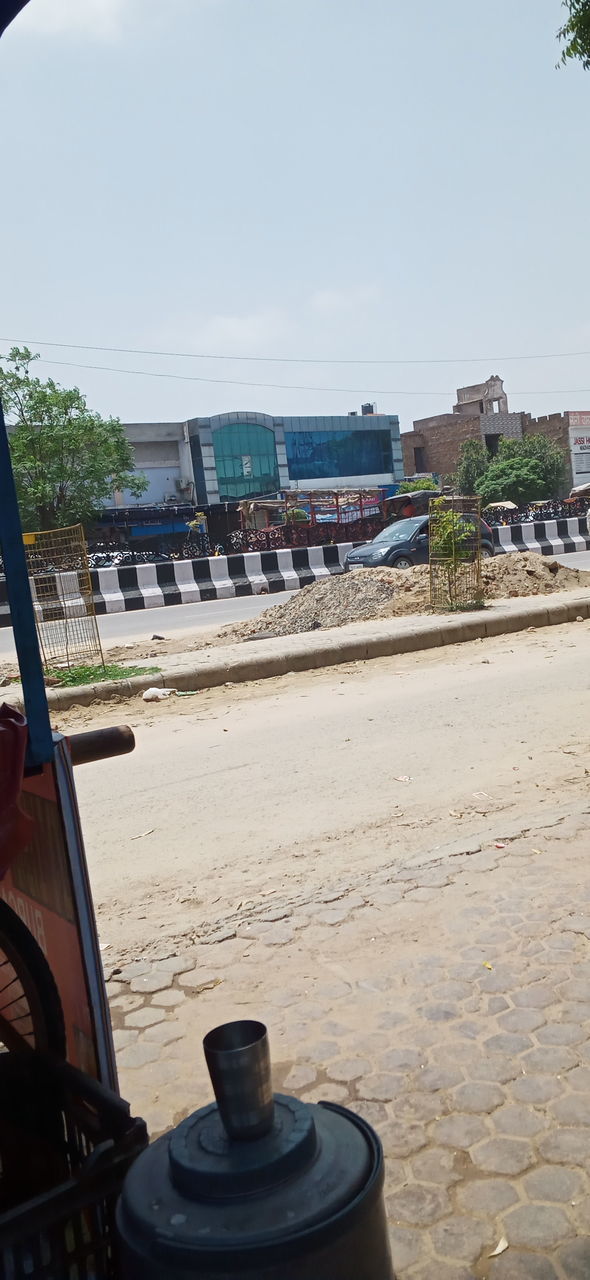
[0, 901, 65, 1056]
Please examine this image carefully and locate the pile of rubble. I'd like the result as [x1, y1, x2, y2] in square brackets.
[233, 554, 590, 638]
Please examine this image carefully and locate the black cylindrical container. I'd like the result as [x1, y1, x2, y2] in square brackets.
[117, 1020, 395, 1280]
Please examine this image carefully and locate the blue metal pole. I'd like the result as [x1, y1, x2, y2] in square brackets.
[0, 399, 54, 767]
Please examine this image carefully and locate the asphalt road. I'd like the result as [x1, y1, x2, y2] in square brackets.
[68, 620, 590, 960]
[0, 590, 295, 659]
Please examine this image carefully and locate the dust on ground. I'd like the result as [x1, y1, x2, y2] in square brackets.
[231, 553, 590, 638]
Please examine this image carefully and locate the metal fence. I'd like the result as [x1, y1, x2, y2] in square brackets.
[24, 525, 104, 670]
[429, 496, 484, 611]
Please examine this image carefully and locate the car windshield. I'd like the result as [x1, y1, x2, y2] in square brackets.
[372, 517, 425, 545]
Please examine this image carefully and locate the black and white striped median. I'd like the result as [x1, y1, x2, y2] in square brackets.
[2, 520, 589, 628]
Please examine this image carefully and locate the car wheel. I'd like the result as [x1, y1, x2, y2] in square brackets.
[481, 547, 494, 559]
[392, 556, 413, 569]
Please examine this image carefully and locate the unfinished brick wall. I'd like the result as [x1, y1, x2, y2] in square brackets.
[401, 415, 481, 480]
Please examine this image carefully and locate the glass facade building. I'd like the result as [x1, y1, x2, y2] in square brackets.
[285, 427, 393, 482]
[212, 421, 280, 501]
[122, 408, 403, 507]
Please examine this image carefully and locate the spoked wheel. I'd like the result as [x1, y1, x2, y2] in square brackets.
[0, 901, 65, 1056]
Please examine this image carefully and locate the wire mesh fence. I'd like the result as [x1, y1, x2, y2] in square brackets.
[429, 495, 484, 612]
[23, 525, 104, 671]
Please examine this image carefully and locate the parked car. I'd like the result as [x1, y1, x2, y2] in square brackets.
[343, 515, 495, 571]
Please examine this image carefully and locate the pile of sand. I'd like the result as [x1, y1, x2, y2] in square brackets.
[233, 554, 590, 639]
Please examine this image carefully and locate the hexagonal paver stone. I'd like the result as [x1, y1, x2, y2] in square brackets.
[484, 1032, 533, 1056]
[497, 1008, 546, 1034]
[142, 1019, 185, 1045]
[378, 1121, 426, 1158]
[472, 1137, 535, 1175]
[567, 1065, 590, 1091]
[453, 1082, 504, 1114]
[387, 1226, 427, 1272]
[488, 997, 510, 1014]
[379, 1047, 425, 1072]
[538, 1129, 590, 1165]
[431, 1215, 490, 1265]
[283, 1064, 317, 1091]
[153, 955, 196, 975]
[523, 1165, 584, 1203]
[416, 1065, 464, 1092]
[357, 1073, 405, 1102]
[118, 960, 151, 982]
[386, 1183, 451, 1226]
[503, 1204, 573, 1249]
[551, 1094, 590, 1127]
[467, 1056, 519, 1085]
[457, 1178, 519, 1216]
[510, 1074, 563, 1105]
[556, 1237, 590, 1278]
[152, 988, 186, 1008]
[558, 979, 590, 1002]
[522, 1046, 577, 1073]
[536, 1022, 585, 1046]
[393, 1092, 445, 1125]
[419, 1002, 459, 1023]
[125, 1006, 166, 1028]
[431, 981, 472, 1001]
[432, 1114, 489, 1150]
[130, 971, 174, 994]
[113, 1027, 139, 1050]
[512, 985, 556, 1009]
[489, 1253, 559, 1280]
[117, 1039, 161, 1068]
[409, 1263, 476, 1280]
[492, 1104, 548, 1138]
[409, 1147, 463, 1188]
[327, 1058, 371, 1084]
[178, 969, 222, 992]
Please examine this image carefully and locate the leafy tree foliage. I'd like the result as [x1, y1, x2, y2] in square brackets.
[0, 347, 146, 531]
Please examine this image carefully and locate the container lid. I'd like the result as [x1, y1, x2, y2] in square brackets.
[119, 1097, 375, 1267]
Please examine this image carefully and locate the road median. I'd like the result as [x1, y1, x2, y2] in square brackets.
[5, 586, 589, 712]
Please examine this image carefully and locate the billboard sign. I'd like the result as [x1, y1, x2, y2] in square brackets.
[569, 413, 590, 484]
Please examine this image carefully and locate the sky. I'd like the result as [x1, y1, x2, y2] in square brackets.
[1, 0, 589, 434]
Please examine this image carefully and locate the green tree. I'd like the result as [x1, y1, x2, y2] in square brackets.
[476, 457, 546, 508]
[498, 434, 565, 496]
[558, 0, 590, 69]
[454, 439, 490, 496]
[0, 347, 147, 530]
[396, 478, 438, 493]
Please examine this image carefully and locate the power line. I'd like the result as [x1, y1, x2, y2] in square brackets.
[23, 354, 590, 399]
[2, 335, 590, 367]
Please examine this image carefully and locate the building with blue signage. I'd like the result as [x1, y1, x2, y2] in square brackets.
[121, 403, 403, 506]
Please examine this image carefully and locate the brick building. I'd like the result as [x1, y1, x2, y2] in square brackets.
[401, 377, 574, 491]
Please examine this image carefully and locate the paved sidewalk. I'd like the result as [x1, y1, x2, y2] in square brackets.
[108, 803, 590, 1279]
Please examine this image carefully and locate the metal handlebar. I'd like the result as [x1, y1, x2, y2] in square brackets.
[67, 726, 135, 766]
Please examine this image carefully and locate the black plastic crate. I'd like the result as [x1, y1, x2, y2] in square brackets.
[0, 1053, 148, 1279]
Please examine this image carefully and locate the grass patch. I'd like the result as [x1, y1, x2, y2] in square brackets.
[46, 663, 160, 688]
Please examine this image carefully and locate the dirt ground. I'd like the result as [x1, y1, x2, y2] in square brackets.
[58, 618, 590, 966]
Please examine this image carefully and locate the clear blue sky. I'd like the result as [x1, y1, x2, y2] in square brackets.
[1, 0, 589, 432]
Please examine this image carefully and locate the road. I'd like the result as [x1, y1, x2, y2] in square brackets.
[1, 550, 588, 660]
[0, 590, 295, 659]
[61, 619, 590, 962]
